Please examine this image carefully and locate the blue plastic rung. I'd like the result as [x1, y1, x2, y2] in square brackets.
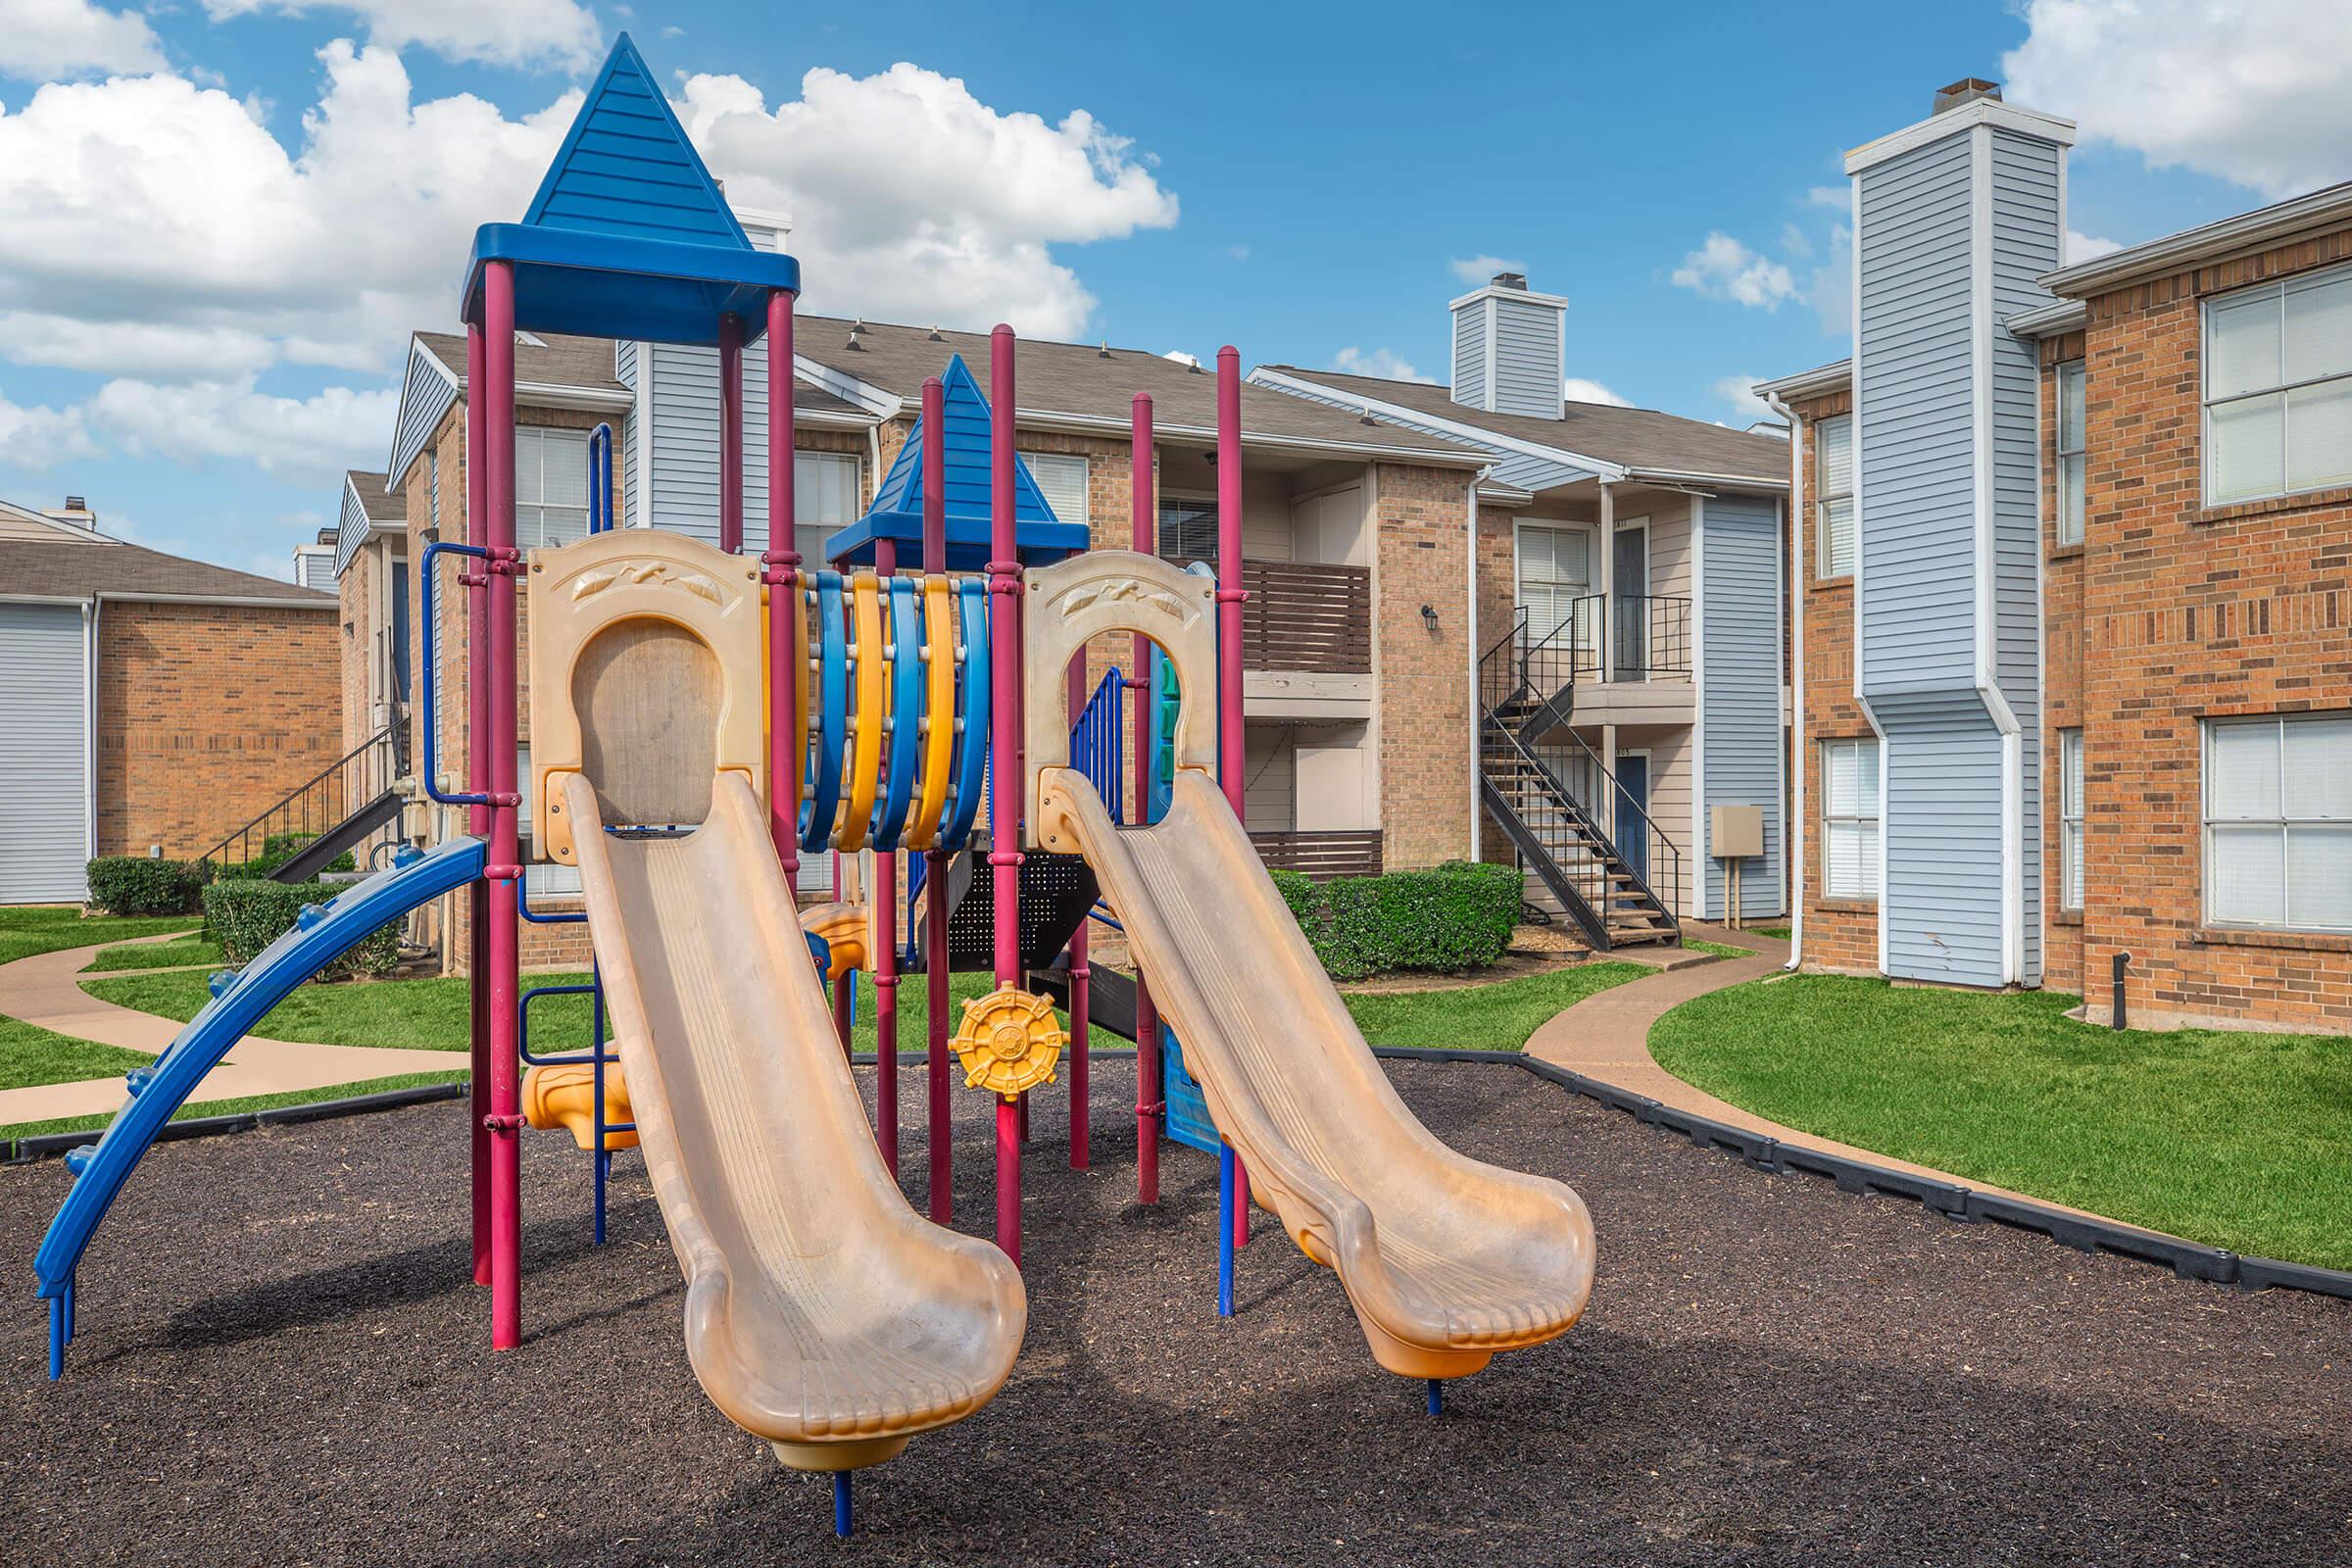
[1218, 1144, 1236, 1318]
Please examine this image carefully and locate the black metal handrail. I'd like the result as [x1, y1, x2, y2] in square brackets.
[1604, 594, 1692, 680]
[198, 723, 407, 875]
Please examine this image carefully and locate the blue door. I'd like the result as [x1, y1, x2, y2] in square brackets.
[1613, 754, 1649, 886]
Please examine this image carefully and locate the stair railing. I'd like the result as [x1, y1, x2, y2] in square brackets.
[198, 722, 408, 876]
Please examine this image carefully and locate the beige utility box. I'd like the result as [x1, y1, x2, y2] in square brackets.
[1710, 805, 1765, 860]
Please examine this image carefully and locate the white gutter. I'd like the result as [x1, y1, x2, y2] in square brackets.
[96, 591, 335, 611]
[1762, 390, 1805, 970]
[2038, 177, 2352, 297]
[997, 403, 1490, 469]
[83, 597, 99, 873]
[1466, 468, 1482, 861]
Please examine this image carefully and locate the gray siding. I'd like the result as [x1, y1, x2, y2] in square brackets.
[1856, 132, 1978, 697]
[1489, 294, 1563, 420]
[640, 341, 779, 548]
[334, 476, 372, 576]
[0, 602, 89, 901]
[614, 341, 640, 529]
[1697, 494, 1786, 921]
[1874, 691, 2006, 987]
[386, 340, 458, 496]
[1450, 302, 1487, 410]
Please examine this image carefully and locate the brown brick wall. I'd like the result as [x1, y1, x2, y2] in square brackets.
[1374, 462, 1476, 870]
[2064, 237, 2352, 1029]
[2039, 330, 2088, 993]
[94, 600, 339, 859]
[1788, 386, 1879, 974]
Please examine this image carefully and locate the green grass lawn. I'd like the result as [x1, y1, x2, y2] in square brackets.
[83, 969, 611, 1054]
[1683, 937, 1761, 959]
[0, 906, 199, 966]
[1749, 925, 1792, 942]
[2, 1069, 467, 1143]
[1651, 974, 2352, 1269]
[1342, 962, 1648, 1051]
[82, 936, 226, 972]
[0, 1014, 153, 1094]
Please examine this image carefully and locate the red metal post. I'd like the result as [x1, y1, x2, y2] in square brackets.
[1215, 345, 1250, 1247]
[763, 289, 800, 873]
[988, 325, 1023, 1265]
[465, 319, 490, 1287]
[873, 536, 900, 1175]
[718, 313, 744, 554]
[1065, 652, 1089, 1170]
[483, 262, 523, 1348]
[919, 375, 953, 1223]
[1130, 393, 1160, 1205]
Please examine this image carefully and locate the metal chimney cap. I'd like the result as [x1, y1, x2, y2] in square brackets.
[1933, 77, 2002, 114]
[1491, 271, 1529, 290]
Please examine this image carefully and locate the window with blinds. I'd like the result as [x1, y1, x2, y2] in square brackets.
[792, 451, 860, 568]
[1515, 521, 1595, 654]
[515, 427, 591, 549]
[2059, 728, 2084, 909]
[2203, 263, 2352, 506]
[1158, 494, 1218, 566]
[1816, 415, 1855, 577]
[2202, 712, 2352, 931]
[1018, 451, 1089, 527]
[2055, 363, 2086, 545]
[1821, 736, 1880, 901]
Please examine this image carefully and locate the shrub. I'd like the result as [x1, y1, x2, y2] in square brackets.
[202, 877, 400, 980]
[84, 856, 210, 917]
[1274, 858, 1522, 980]
[213, 832, 355, 881]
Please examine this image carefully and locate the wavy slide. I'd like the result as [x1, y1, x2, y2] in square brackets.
[1039, 767, 1595, 1379]
[564, 771, 1023, 1471]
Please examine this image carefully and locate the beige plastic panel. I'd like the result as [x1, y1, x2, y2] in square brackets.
[1020, 550, 1216, 849]
[1036, 766, 1595, 1379]
[524, 530, 765, 862]
[565, 770, 1025, 1470]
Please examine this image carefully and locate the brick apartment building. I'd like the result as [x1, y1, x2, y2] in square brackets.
[0, 498, 338, 902]
[1761, 80, 2351, 1032]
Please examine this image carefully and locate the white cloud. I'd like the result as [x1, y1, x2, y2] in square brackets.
[1330, 346, 1431, 384]
[1672, 231, 1800, 311]
[1161, 350, 1200, 368]
[1804, 184, 1849, 209]
[2066, 228, 2123, 264]
[1448, 254, 1527, 286]
[674, 64, 1178, 339]
[0, 386, 94, 467]
[201, 0, 603, 72]
[0, 0, 165, 78]
[1562, 376, 1630, 408]
[89, 376, 399, 487]
[0, 312, 280, 379]
[1711, 373, 1775, 427]
[2005, 0, 2352, 198]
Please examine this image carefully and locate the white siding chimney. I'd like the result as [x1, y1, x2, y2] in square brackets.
[1449, 272, 1568, 419]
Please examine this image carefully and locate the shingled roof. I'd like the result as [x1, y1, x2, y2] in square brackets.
[0, 528, 333, 606]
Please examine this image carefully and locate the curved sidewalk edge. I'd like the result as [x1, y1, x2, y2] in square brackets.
[1522, 926, 2352, 1303]
[0, 940, 463, 1127]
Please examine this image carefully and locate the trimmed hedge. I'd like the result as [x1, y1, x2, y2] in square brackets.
[214, 831, 355, 881]
[202, 877, 400, 980]
[85, 857, 210, 917]
[1277, 859, 1521, 981]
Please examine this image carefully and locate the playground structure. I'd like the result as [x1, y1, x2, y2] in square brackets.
[29, 33, 1594, 1539]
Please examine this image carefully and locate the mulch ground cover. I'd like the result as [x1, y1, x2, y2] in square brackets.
[3, 1058, 2345, 1566]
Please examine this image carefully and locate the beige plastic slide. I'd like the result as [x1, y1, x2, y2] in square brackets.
[1039, 766, 1596, 1380]
[565, 770, 1025, 1471]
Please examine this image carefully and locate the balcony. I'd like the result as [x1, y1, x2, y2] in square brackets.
[1498, 595, 1694, 731]
[1240, 558, 1372, 717]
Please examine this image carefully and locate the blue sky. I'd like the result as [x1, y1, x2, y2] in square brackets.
[0, 0, 2343, 579]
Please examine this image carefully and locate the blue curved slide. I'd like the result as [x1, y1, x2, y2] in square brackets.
[32, 835, 486, 1378]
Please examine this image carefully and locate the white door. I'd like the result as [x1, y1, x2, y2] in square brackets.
[0, 602, 91, 901]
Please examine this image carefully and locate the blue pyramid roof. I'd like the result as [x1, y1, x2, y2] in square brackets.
[462, 32, 799, 345]
[821, 355, 1089, 568]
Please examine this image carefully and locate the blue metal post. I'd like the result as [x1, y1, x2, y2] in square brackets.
[833, 1472, 853, 1538]
[47, 1297, 63, 1380]
[1427, 1379, 1444, 1417]
[1218, 1144, 1236, 1317]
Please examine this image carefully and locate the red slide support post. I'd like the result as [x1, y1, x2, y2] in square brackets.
[465, 320, 491, 1287]
[1130, 392, 1160, 1205]
[873, 536, 901, 1175]
[988, 325, 1024, 1265]
[1215, 346, 1250, 1249]
[717, 312, 744, 555]
[763, 288, 801, 873]
[482, 261, 524, 1349]
[919, 376, 954, 1223]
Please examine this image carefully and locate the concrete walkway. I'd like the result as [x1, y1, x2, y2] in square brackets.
[0, 937, 461, 1125]
[1528, 923, 2080, 1206]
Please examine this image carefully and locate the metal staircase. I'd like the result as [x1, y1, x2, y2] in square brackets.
[1479, 611, 1680, 951]
[199, 722, 411, 883]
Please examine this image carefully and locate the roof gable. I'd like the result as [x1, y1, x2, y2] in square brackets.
[522, 33, 749, 250]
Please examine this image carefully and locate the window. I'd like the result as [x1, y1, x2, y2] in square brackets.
[1816, 415, 1855, 577]
[1515, 521, 1596, 659]
[1821, 737, 1881, 901]
[2055, 361, 2086, 545]
[794, 450, 860, 567]
[2203, 264, 2352, 506]
[1018, 451, 1090, 527]
[1158, 493, 1218, 566]
[515, 427, 591, 549]
[2059, 728, 2084, 910]
[428, 449, 441, 532]
[2202, 712, 2352, 932]
[514, 742, 585, 897]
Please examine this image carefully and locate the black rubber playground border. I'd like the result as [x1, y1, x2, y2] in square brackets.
[8, 1048, 2347, 1303]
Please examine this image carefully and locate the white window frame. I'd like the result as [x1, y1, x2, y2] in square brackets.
[2058, 727, 2084, 911]
[2201, 261, 2352, 508]
[793, 450, 861, 567]
[2055, 361, 2086, 547]
[2201, 711, 2352, 934]
[1017, 450, 1090, 528]
[1512, 517, 1599, 662]
[1815, 414, 1856, 578]
[1820, 736, 1881, 903]
[515, 426, 592, 551]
